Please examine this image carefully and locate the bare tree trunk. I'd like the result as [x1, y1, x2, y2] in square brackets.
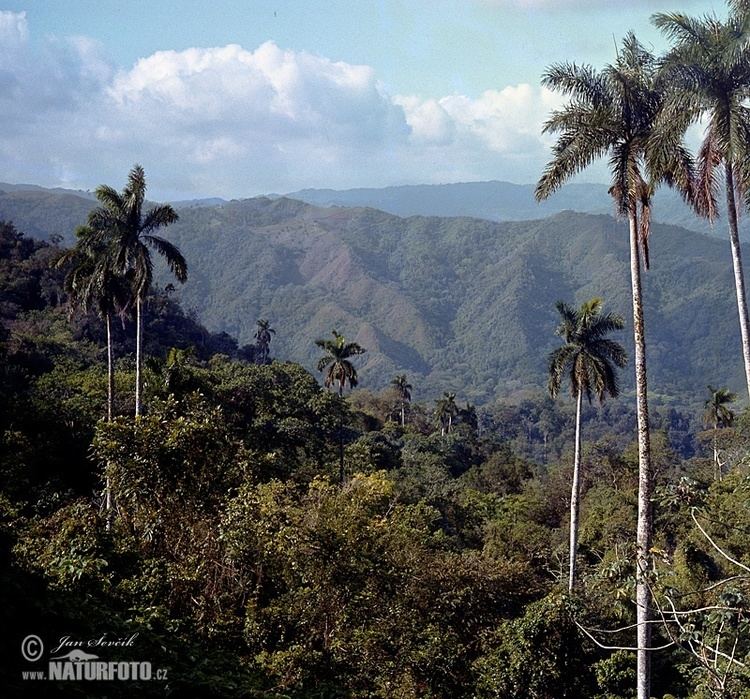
[135, 296, 143, 417]
[568, 390, 583, 592]
[630, 212, 653, 699]
[401, 402, 405, 427]
[725, 163, 750, 401]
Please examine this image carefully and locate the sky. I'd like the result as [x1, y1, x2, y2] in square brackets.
[0, 0, 722, 199]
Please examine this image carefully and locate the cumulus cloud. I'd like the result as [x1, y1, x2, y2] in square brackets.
[0, 12, 572, 197]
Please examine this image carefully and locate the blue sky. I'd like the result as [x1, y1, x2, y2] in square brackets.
[0, 1, 721, 199]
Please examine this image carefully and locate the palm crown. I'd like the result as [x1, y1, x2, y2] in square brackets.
[57, 226, 132, 320]
[536, 33, 694, 268]
[315, 330, 366, 396]
[548, 298, 628, 404]
[88, 164, 186, 297]
[653, 7, 750, 216]
[703, 385, 738, 428]
[391, 374, 412, 402]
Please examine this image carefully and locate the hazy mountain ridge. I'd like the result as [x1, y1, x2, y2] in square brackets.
[287, 180, 747, 239]
[0, 187, 744, 405]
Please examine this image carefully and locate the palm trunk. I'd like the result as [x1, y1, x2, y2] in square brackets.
[568, 390, 583, 592]
[725, 163, 750, 401]
[339, 381, 345, 484]
[714, 419, 721, 482]
[135, 296, 143, 417]
[630, 212, 653, 699]
[106, 312, 114, 423]
[105, 312, 113, 525]
[401, 402, 405, 427]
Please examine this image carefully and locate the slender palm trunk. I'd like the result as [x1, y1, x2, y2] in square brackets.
[105, 312, 113, 523]
[714, 419, 721, 482]
[725, 163, 750, 401]
[568, 390, 583, 592]
[630, 212, 653, 699]
[401, 402, 405, 427]
[339, 381, 345, 484]
[135, 296, 143, 417]
[106, 312, 114, 423]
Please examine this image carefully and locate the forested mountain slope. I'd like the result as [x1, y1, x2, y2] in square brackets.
[0, 190, 743, 405]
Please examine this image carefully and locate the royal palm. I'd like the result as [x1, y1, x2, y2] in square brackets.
[703, 385, 737, 480]
[57, 225, 133, 518]
[315, 330, 365, 483]
[535, 35, 693, 699]
[435, 392, 458, 436]
[391, 374, 412, 427]
[654, 5, 750, 400]
[548, 298, 626, 592]
[57, 226, 132, 422]
[254, 319, 275, 365]
[88, 165, 186, 416]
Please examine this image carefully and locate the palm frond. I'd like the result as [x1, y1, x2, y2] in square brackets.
[142, 204, 179, 233]
[541, 63, 610, 107]
[143, 235, 188, 283]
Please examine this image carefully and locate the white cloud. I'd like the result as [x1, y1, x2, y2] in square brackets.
[0, 9, 28, 49]
[0, 14, 572, 197]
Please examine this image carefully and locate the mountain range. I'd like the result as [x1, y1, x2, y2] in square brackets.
[286, 180, 749, 240]
[0, 182, 745, 406]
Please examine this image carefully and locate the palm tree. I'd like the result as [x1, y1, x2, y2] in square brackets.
[254, 319, 276, 365]
[435, 392, 458, 436]
[315, 330, 366, 482]
[87, 164, 186, 416]
[703, 385, 737, 480]
[57, 226, 132, 422]
[535, 35, 693, 699]
[315, 330, 366, 397]
[653, 5, 750, 401]
[56, 226, 133, 521]
[391, 374, 412, 426]
[548, 298, 627, 591]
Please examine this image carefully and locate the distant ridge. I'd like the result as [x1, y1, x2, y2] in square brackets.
[0, 181, 95, 200]
[287, 180, 742, 239]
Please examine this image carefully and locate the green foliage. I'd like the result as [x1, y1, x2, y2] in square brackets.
[223, 472, 532, 697]
[473, 593, 597, 698]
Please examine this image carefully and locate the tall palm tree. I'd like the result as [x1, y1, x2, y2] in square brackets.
[56, 226, 132, 422]
[703, 385, 737, 480]
[654, 5, 750, 401]
[315, 330, 366, 397]
[548, 298, 627, 591]
[87, 165, 186, 416]
[435, 392, 458, 437]
[535, 35, 693, 699]
[254, 319, 276, 365]
[315, 330, 366, 482]
[391, 374, 412, 426]
[56, 226, 133, 520]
